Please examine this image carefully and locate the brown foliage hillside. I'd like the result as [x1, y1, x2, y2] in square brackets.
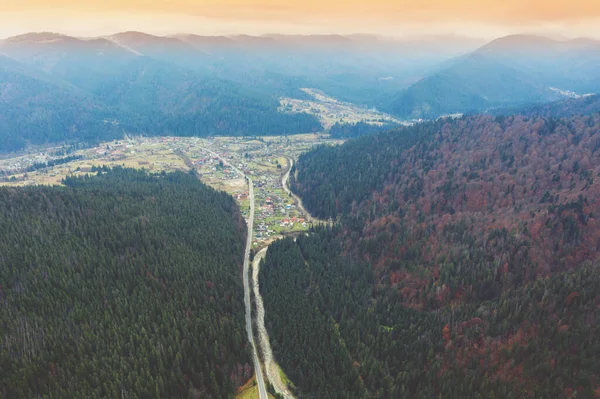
[294, 113, 600, 307]
[281, 113, 600, 397]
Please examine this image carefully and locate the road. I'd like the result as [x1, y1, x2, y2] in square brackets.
[201, 148, 268, 399]
[252, 248, 295, 399]
[282, 157, 330, 225]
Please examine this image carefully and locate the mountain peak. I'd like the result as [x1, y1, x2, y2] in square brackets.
[4, 32, 77, 44]
[111, 31, 158, 39]
[565, 37, 600, 50]
[109, 31, 182, 44]
[476, 34, 559, 54]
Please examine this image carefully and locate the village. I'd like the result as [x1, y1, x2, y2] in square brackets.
[279, 87, 410, 129]
[0, 133, 341, 247]
[186, 134, 334, 247]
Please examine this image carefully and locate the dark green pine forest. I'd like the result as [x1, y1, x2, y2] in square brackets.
[261, 112, 600, 398]
[0, 167, 251, 398]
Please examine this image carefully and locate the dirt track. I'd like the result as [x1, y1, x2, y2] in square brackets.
[252, 248, 296, 399]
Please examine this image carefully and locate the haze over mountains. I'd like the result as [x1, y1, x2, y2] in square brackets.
[387, 35, 600, 118]
[1, 31, 600, 151]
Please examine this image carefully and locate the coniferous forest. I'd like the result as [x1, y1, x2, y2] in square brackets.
[259, 113, 600, 398]
[262, 231, 600, 398]
[0, 168, 251, 398]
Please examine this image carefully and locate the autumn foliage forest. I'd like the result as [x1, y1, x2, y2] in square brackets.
[261, 110, 600, 397]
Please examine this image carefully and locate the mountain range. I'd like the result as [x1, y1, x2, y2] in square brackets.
[1, 32, 600, 151]
[387, 35, 600, 118]
[4, 29, 600, 399]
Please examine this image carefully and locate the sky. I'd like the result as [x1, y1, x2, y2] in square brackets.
[2, 0, 600, 39]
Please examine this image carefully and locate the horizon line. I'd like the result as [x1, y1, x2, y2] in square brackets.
[1, 30, 596, 42]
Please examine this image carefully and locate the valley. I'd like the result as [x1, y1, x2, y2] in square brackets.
[3, 83, 600, 399]
[0, 132, 341, 399]
[0, 133, 341, 246]
[3, 19, 600, 399]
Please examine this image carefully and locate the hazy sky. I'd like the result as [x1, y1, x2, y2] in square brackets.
[2, 0, 600, 39]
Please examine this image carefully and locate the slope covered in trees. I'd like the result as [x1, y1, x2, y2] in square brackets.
[262, 113, 600, 397]
[0, 168, 251, 398]
[0, 53, 321, 152]
[292, 114, 600, 276]
[384, 35, 600, 119]
[385, 54, 561, 119]
[263, 233, 600, 398]
[328, 122, 400, 139]
[493, 94, 600, 119]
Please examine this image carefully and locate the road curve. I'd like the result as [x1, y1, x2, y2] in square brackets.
[202, 148, 268, 399]
[282, 157, 329, 225]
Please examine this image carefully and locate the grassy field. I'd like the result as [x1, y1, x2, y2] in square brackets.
[236, 376, 276, 399]
[200, 175, 246, 196]
[0, 140, 188, 187]
[276, 364, 295, 391]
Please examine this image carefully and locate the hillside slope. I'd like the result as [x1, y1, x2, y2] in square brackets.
[387, 54, 562, 118]
[293, 114, 600, 276]
[0, 168, 251, 398]
[0, 57, 119, 151]
[265, 113, 600, 397]
[0, 33, 323, 152]
[494, 94, 600, 118]
[386, 35, 600, 118]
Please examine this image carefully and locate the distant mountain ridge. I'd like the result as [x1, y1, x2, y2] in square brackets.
[1, 31, 483, 56]
[385, 34, 600, 119]
[0, 31, 486, 151]
[492, 93, 600, 118]
[3, 31, 600, 151]
[477, 34, 600, 54]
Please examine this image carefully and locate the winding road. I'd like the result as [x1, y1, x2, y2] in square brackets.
[282, 157, 329, 225]
[201, 150, 317, 399]
[201, 148, 268, 399]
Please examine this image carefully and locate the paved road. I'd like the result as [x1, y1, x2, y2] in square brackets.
[202, 148, 268, 399]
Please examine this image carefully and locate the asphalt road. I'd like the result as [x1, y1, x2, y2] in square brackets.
[202, 148, 268, 399]
[243, 176, 269, 399]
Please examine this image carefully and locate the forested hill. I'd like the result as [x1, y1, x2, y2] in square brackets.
[0, 168, 251, 398]
[494, 94, 600, 119]
[0, 55, 321, 152]
[328, 121, 400, 139]
[262, 231, 600, 398]
[291, 119, 446, 219]
[265, 113, 600, 397]
[292, 113, 600, 277]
